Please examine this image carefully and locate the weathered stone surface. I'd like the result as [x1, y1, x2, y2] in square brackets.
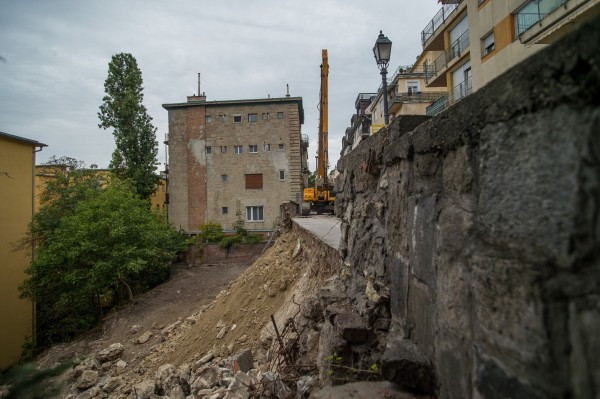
[231, 349, 253, 373]
[155, 364, 181, 396]
[76, 369, 98, 390]
[333, 16, 600, 399]
[334, 312, 367, 344]
[312, 381, 419, 399]
[96, 343, 124, 362]
[227, 371, 251, 399]
[101, 376, 121, 393]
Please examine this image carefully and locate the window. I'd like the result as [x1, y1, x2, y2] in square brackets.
[233, 114, 242, 123]
[246, 206, 264, 222]
[248, 113, 258, 122]
[220, 146, 227, 153]
[264, 143, 271, 151]
[222, 207, 228, 214]
[249, 145, 258, 153]
[205, 115, 212, 123]
[406, 81, 420, 94]
[206, 146, 212, 154]
[278, 143, 285, 151]
[262, 113, 270, 120]
[234, 145, 243, 154]
[277, 112, 284, 119]
[245, 174, 263, 189]
[482, 31, 495, 56]
[219, 114, 227, 122]
[279, 170, 285, 180]
[221, 174, 228, 182]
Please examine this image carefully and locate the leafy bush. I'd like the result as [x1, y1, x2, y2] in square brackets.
[219, 235, 241, 251]
[241, 233, 262, 244]
[19, 176, 187, 347]
[198, 223, 224, 243]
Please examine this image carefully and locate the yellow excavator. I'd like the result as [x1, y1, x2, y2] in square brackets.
[302, 49, 335, 215]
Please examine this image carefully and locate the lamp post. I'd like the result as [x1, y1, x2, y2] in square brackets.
[373, 30, 392, 125]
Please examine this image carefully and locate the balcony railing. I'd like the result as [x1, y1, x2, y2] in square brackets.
[355, 92, 377, 109]
[421, 2, 461, 46]
[515, 0, 569, 37]
[301, 134, 309, 147]
[426, 77, 472, 116]
[388, 92, 445, 109]
[425, 30, 470, 84]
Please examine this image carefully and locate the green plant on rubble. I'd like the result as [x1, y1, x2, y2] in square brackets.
[323, 351, 382, 382]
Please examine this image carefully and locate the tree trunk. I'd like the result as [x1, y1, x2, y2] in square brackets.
[119, 277, 134, 301]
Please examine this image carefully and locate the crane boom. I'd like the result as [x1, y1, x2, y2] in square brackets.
[302, 49, 335, 215]
[317, 49, 329, 184]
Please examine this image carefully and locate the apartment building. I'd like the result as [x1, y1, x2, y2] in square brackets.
[163, 94, 308, 233]
[0, 131, 46, 370]
[423, 0, 599, 116]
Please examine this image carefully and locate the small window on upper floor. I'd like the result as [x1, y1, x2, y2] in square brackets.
[482, 31, 495, 57]
[233, 114, 242, 123]
[234, 145, 243, 154]
[262, 113, 270, 120]
[220, 146, 227, 153]
[277, 112, 284, 119]
[279, 170, 285, 180]
[222, 206, 228, 214]
[278, 143, 285, 151]
[205, 115, 212, 123]
[248, 114, 258, 122]
[219, 114, 227, 122]
[206, 146, 212, 154]
[264, 143, 271, 151]
[221, 174, 228, 182]
[249, 145, 258, 153]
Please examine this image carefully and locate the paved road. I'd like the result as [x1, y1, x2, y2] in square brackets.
[292, 215, 341, 250]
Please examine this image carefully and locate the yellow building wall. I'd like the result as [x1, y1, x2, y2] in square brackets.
[150, 178, 167, 212]
[0, 137, 35, 370]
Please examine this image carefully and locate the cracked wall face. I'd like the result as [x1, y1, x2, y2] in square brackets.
[334, 16, 600, 399]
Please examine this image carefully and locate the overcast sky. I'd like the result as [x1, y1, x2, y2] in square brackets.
[0, 0, 440, 171]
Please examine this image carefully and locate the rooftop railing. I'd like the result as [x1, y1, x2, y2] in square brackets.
[421, 2, 461, 46]
[425, 30, 470, 84]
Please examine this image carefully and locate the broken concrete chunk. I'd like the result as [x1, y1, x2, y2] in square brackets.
[217, 326, 227, 339]
[76, 369, 98, 390]
[231, 349, 253, 373]
[381, 337, 436, 395]
[136, 330, 153, 344]
[130, 324, 141, 334]
[335, 312, 368, 344]
[228, 371, 251, 399]
[96, 343, 124, 362]
[133, 380, 155, 399]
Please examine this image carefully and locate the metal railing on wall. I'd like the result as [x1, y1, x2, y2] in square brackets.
[426, 77, 472, 116]
[388, 92, 445, 108]
[425, 30, 470, 84]
[515, 0, 569, 37]
[421, 2, 462, 46]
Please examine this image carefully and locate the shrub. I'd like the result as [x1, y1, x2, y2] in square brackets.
[198, 223, 224, 243]
[241, 232, 262, 244]
[219, 235, 241, 251]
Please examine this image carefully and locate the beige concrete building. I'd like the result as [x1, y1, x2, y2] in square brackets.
[0, 131, 46, 370]
[163, 94, 308, 233]
[422, 0, 600, 116]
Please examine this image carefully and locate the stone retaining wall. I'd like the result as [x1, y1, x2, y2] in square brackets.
[334, 17, 600, 399]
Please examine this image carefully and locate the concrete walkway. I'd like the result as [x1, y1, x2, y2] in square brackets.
[292, 215, 341, 250]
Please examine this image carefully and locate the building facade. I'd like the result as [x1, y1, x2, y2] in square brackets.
[422, 0, 599, 116]
[163, 95, 307, 233]
[0, 131, 46, 370]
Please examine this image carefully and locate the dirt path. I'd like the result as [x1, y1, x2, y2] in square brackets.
[36, 260, 252, 370]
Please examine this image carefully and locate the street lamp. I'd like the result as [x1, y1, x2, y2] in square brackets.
[373, 30, 392, 124]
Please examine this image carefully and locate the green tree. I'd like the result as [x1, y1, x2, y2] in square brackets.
[20, 177, 186, 346]
[98, 53, 159, 200]
[308, 170, 316, 188]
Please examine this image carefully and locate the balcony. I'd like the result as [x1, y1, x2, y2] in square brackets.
[424, 30, 470, 86]
[301, 134, 309, 148]
[426, 77, 472, 116]
[389, 91, 446, 114]
[421, 1, 463, 50]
